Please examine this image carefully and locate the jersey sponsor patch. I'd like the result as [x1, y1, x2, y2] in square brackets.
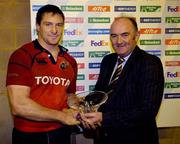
[35, 76, 70, 86]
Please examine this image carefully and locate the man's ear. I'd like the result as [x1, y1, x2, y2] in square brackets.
[36, 23, 40, 32]
[135, 31, 140, 41]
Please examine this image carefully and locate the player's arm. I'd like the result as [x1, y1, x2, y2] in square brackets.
[7, 85, 80, 125]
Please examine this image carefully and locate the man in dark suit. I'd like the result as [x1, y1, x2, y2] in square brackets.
[82, 16, 164, 144]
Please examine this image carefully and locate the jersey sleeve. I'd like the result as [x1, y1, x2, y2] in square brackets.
[6, 48, 32, 86]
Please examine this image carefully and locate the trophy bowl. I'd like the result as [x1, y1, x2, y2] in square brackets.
[68, 91, 108, 113]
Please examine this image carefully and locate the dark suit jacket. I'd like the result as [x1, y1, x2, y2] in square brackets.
[94, 46, 164, 144]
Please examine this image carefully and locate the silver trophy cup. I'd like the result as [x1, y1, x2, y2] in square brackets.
[68, 91, 108, 113]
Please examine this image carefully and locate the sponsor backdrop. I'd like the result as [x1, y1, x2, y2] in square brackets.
[30, 0, 180, 127]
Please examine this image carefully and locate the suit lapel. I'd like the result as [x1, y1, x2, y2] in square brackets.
[115, 46, 140, 87]
[103, 53, 118, 87]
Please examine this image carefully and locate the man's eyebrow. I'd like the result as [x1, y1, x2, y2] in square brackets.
[43, 21, 52, 24]
[110, 32, 129, 36]
[121, 32, 129, 35]
[110, 33, 117, 36]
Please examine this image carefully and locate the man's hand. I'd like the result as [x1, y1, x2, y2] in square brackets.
[61, 108, 81, 125]
[80, 112, 103, 129]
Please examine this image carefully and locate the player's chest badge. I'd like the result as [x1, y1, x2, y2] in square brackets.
[60, 60, 69, 70]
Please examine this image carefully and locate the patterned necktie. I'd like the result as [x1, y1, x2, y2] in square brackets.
[107, 57, 124, 94]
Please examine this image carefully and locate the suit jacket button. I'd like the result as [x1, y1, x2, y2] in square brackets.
[104, 132, 108, 136]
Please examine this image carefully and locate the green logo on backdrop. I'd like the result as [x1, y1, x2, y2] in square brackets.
[165, 82, 180, 88]
[61, 6, 84, 12]
[89, 85, 95, 91]
[140, 40, 161, 45]
[88, 17, 110, 23]
[77, 74, 85, 80]
[166, 17, 180, 23]
[89, 51, 110, 58]
[62, 40, 84, 47]
[165, 50, 180, 56]
[140, 6, 161, 12]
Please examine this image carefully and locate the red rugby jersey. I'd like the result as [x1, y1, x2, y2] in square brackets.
[6, 40, 77, 132]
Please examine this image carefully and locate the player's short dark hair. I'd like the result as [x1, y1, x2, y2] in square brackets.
[36, 4, 65, 25]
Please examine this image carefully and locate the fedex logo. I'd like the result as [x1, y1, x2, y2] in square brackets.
[64, 29, 82, 36]
[91, 40, 108, 46]
[167, 6, 180, 12]
[167, 72, 180, 78]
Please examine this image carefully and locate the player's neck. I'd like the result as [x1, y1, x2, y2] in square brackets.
[37, 39, 59, 61]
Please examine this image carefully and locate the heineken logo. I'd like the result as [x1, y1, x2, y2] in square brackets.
[140, 40, 161, 45]
[61, 6, 84, 11]
[165, 50, 180, 56]
[88, 17, 110, 23]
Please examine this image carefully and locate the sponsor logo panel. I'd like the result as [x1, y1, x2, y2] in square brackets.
[61, 6, 84, 12]
[114, 6, 136, 12]
[140, 28, 161, 34]
[88, 6, 110, 12]
[64, 29, 83, 36]
[76, 85, 85, 91]
[90, 40, 109, 46]
[77, 63, 85, 69]
[165, 50, 180, 56]
[140, 40, 161, 45]
[89, 51, 110, 58]
[77, 74, 85, 80]
[167, 6, 180, 12]
[165, 39, 180, 45]
[140, 6, 161, 12]
[165, 82, 180, 88]
[89, 74, 99, 80]
[32, 5, 42, 11]
[165, 61, 180, 66]
[165, 28, 180, 34]
[89, 63, 101, 68]
[62, 40, 84, 47]
[145, 50, 161, 57]
[69, 52, 84, 58]
[167, 72, 180, 78]
[89, 85, 95, 91]
[65, 17, 84, 23]
[165, 17, 180, 23]
[88, 29, 110, 35]
[140, 17, 161, 23]
[164, 93, 180, 99]
[88, 17, 110, 23]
